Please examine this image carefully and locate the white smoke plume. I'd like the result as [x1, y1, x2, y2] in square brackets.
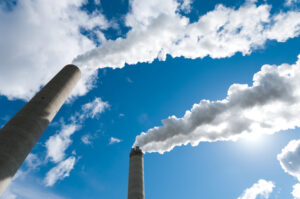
[2, 0, 300, 100]
[73, 0, 300, 69]
[133, 55, 300, 153]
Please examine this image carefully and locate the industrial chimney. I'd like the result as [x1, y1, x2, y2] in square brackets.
[128, 146, 145, 199]
[0, 64, 81, 195]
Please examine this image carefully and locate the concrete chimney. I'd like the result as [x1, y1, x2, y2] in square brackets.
[0, 64, 81, 195]
[128, 146, 145, 199]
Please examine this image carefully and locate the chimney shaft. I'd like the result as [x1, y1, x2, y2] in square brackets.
[128, 146, 145, 199]
[0, 64, 81, 195]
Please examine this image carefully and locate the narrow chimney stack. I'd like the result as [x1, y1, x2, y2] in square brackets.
[128, 146, 145, 199]
[0, 64, 81, 195]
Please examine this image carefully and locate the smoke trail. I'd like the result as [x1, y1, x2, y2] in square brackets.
[73, 0, 300, 70]
[134, 55, 300, 154]
[2, 0, 300, 100]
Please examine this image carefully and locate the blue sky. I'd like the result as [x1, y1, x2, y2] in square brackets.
[1, 0, 300, 198]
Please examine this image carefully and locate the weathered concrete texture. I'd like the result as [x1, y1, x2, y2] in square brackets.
[128, 147, 145, 199]
[0, 65, 81, 195]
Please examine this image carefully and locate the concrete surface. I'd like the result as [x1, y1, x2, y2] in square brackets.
[128, 146, 145, 199]
[0, 64, 81, 195]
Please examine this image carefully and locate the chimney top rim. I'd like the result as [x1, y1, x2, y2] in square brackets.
[130, 146, 143, 157]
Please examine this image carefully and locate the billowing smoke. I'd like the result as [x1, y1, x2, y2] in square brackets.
[73, 0, 300, 70]
[2, 0, 300, 100]
[133, 55, 300, 153]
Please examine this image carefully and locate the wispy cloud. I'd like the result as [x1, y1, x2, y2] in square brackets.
[81, 97, 109, 119]
[285, 0, 300, 6]
[44, 97, 109, 186]
[25, 153, 42, 170]
[119, 113, 125, 117]
[46, 98, 108, 162]
[44, 122, 79, 187]
[44, 156, 76, 187]
[109, 137, 122, 145]
[1, 182, 68, 199]
[81, 134, 95, 145]
[238, 179, 275, 199]
[94, 0, 101, 5]
[126, 77, 133, 83]
[0, 170, 68, 199]
[134, 55, 300, 153]
[46, 124, 79, 163]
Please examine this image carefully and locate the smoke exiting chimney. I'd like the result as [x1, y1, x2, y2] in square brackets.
[0, 64, 81, 195]
[128, 146, 145, 199]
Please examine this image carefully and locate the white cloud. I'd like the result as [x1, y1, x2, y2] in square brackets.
[119, 113, 125, 117]
[25, 153, 42, 170]
[49, 97, 108, 154]
[44, 156, 76, 187]
[179, 0, 193, 13]
[81, 134, 94, 145]
[109, 137, 121, 144]
[0, 190, 16, 199]
[238, 179, 275, 199]
[81, 97, 109, 119]
[44, 97, 109, 185]
[285, 0, 300, 6]
[292, 183, 300, 199]
[1, 182, 68, 199]
[265, 11, 300, 42]
[46, 124, 79, 163]
[277, 139, 300, 198]
[278, 139, 300, 181]
[125, 0, 179, 28]
[126, 77, 133, 83]
[43, 97, 109, 185]
[134, 55, 300, 153]
[94, 0, 101, 5]
[0, 0, 109, 100]
[0, 170, 68, 199]
[74, 0, 300, 70]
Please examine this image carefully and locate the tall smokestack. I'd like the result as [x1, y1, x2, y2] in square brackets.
[128, 146, 145, 199]
[0, 64, 81, 195]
